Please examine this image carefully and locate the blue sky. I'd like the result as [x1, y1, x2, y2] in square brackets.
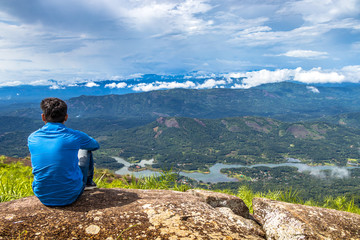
[0, 0, 360, 90]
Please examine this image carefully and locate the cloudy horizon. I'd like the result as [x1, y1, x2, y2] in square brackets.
[0, 0, 359, 89]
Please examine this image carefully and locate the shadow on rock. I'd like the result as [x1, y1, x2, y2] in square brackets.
[53, 188, 139, 212]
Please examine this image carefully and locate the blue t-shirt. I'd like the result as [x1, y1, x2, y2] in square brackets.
[28, 122, 99, 206]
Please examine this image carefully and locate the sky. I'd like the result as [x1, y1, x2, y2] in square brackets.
[0, 0, 360, 90]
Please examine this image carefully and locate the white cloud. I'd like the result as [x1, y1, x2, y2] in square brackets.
[126, 67, 360, 91]
[232, 68, 295, 89]
[0, 15, 104, 86]
[195, 73, 216, 79]
[229, 17, 360, 47]
[132, 81, 196, 92]
[281, 50, 328, 58]
[294, 67, 345, 83]
[0, 81, 23, 87]
[295, 164, 350, 178]
[0, 0, 359, 86]
[222, 73, 245, 84]
[306, 86, 320, 93]
[131, 78, 225, 91]
[100, 0, 213, 36]
[230, 66, 360, 88]
[85, 82, 100, 87]
[28, 79, 53, 86]
[109, 76, 123, 81]
[195, 79, 226, 89]
[105, 82, 127, 89]
[128, 73, 144, 79]
[49, 84, 66, 90]
[105, 83, 116, 89]
[341, 65, 360, 83]
[281, 0, 360, 24]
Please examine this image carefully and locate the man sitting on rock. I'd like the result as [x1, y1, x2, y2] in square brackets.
[28, 97, 100, 206]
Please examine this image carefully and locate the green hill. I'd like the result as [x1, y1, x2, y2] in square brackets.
[320, 112, 360, 129]
[100, 116, 360, 171]
[1, 114, 360, 171]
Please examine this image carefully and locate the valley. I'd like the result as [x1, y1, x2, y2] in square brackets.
[1, 82, 360, 206]
[99, 116, 360, 171]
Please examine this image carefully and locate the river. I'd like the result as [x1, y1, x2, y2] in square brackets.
[113, 157, 359, 183]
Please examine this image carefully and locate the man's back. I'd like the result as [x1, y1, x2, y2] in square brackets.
[28, 122, 99, 206]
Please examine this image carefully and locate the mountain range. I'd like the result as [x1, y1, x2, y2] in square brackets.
[3, 82, 360, 124]
[2, 81, 360, 206]
[62, 82, 360, 122]
[1, 82, 360, 167]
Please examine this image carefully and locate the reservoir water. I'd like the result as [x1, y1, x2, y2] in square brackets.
[113, 157, 359, 183]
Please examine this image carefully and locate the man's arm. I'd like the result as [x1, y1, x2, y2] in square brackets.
[77, 131, 100, 151]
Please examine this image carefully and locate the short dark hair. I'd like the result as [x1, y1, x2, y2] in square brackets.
[40, 98, 67, 123]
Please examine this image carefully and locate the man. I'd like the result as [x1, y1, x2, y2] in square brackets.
[28, 97, 99, 206]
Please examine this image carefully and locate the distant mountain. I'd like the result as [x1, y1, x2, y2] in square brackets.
[99, 116, 360, 171]
[2, 81, 360, 166]
[0, 117, 42, 157]
[0, 81, 132, 105]
[2, 82, 360, 123]
[0, 74, 230, 104]
[62, 82, 360, 122]
[320, 112, 360, 129]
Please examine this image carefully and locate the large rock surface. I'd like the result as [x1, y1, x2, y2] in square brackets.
[1, 189, 360, 239]
[0, 188, 264, 239]
[187, 189, 250, 218]
[253, 197, 360, 240]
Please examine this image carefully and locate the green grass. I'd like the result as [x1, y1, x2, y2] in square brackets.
[1, 157, 359, 215]
[236, 185, 360, 214]
[0, 156, 34, 202]
[93, 168, 191, 192]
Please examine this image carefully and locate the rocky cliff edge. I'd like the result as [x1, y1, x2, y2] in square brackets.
[1, 188, 359, 239]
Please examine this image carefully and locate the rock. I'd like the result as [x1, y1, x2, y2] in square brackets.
[85, 224, 100, 235]
[3, 189, 359, 239]
[216, 207, 265, 237]
[164, 118, 180, 128]
[187, 189, 250, 218]
[0, 188, 265, 239]
[253, 198, 360, 240]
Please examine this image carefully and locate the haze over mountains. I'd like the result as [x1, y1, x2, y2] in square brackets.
[67, 82, 360, 122]
[1, 81, 360, 160]
[1, 73, 359, 104]
[2, 81, 360, 123]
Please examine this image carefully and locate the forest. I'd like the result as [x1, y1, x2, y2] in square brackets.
[1, 115, 360, 172]
[215, 166, 360, 205]
[1, 83, 360, 207]
[98, 116, 360, 171]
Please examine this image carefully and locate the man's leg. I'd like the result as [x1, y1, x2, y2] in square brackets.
[87, 151, 95, 185]
[78, 149, 97, 190]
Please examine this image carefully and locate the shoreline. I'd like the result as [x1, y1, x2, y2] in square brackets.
[113, 156, 360, 183]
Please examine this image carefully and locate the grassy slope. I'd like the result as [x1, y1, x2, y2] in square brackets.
[1, 156, 359, 215]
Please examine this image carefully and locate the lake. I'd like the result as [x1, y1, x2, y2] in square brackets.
[113, 157, 359, 183]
